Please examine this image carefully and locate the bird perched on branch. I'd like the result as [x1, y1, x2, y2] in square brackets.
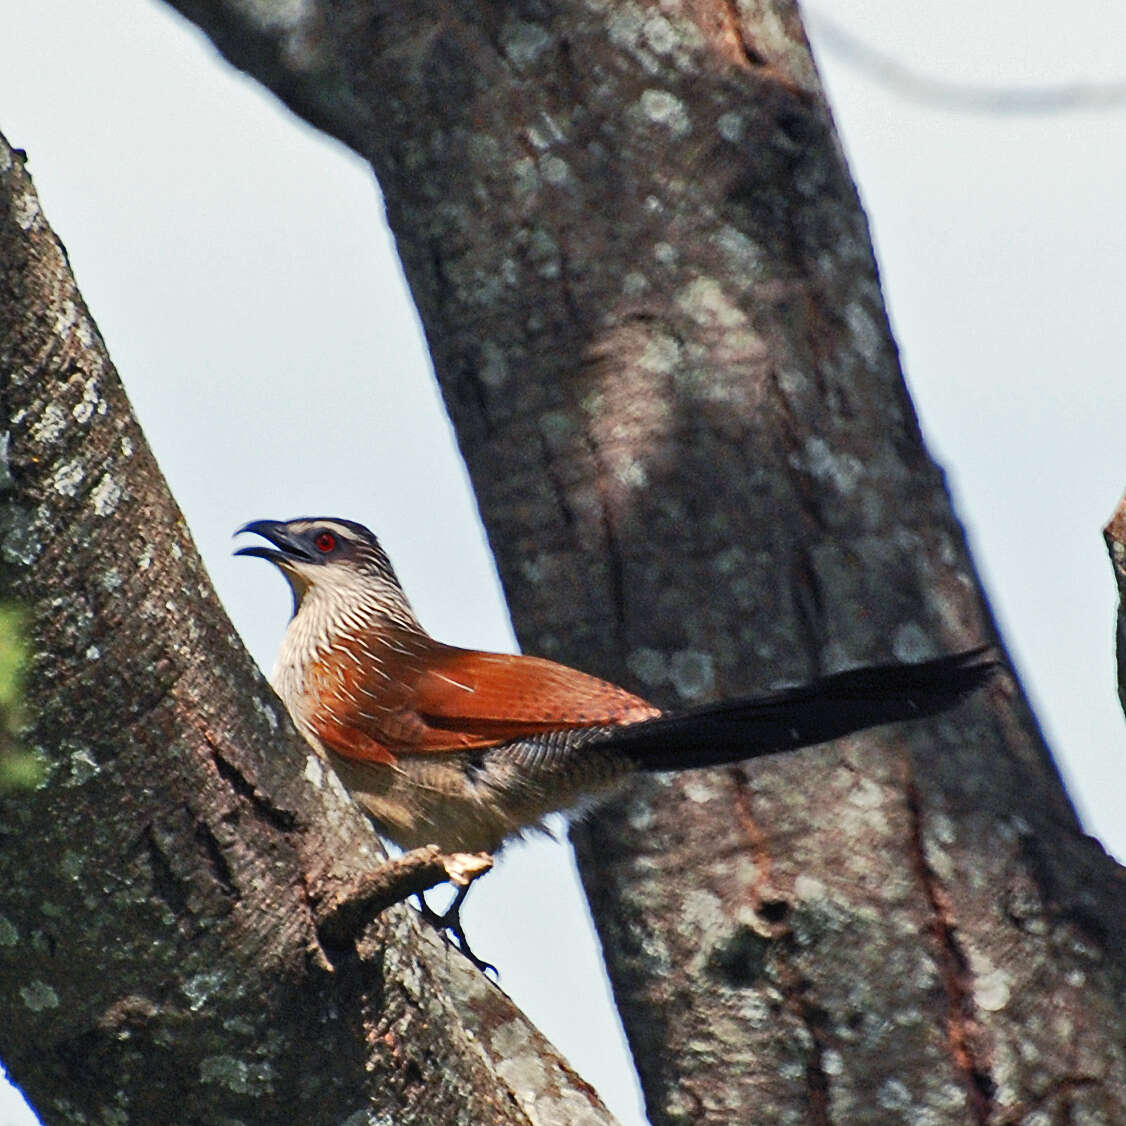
[237, 517, 995, 867]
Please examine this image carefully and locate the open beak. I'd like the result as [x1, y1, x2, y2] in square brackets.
[234, 520, 316, 566]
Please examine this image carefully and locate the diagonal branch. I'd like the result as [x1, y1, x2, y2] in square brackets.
[806, 7, 1126, 114]
[0, 132, 619, 1126]
[1103, 491, 1126, 716]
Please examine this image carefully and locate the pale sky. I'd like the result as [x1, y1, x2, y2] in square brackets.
[2, 2, 1124, 1123]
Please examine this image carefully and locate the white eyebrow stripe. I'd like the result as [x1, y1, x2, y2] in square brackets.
[294, 518, 356, 539]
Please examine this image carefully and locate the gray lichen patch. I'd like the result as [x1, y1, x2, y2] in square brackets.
[669, 649, 715, 700]
[716, 110, 747, 143]
[512, 156, 540, 202]
[965, 948, 1012, 1013]
[90, 473, 123, 517]
[612, 456, 648, 489]
[20, 979, 59, 1011]
[844, 299, 883, 368]
[30, 403, 68, 445]
[621, 267, 648, 292]
[0, 913, 18, 945]
[303, 754, 325, 790]
[66, 746, 101, 786]
[626, 646, 667, 686]
[72, 379, 104, 424]
[605, 3, 705, 73]
[183, 968, 229, 1013]
[638, 89, 691, 138]
[199, 1054, 275, 1096]
[500, 20, 553, 70]
[231, 0, 314, 36]
[252, 696, 279, 731]
[637, 331, 681, 375]
[488, 1017, 532, 1063]
[0, 432, 11, 493]
[874, 1076, 913, 1111]
[11, 188, 41, 231]
[478, 340, 509, 389]
[51, 459, 86, 498]
[711, 225, 765, 277]
[538, 154, 571, 187]
[891, 621, 935, 663]
[675, 276, 747, 329]
[801, 435, 864, 495]
[534, 1097, 609, 1126]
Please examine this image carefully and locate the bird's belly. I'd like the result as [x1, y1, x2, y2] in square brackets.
[325, 738, 629, 854]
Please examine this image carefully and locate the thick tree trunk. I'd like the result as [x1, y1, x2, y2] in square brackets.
[46, 0, 1126, 1121]
[0, 135, 619, 1126]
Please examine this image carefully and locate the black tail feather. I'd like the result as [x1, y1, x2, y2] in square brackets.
[598, 647, 999, 773]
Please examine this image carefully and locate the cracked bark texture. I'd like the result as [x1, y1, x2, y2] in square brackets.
[24, 0, 1126, 1121]
[0, 136, 622, 1126]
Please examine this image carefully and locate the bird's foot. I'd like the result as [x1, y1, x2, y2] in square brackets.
[416, 883, 498, 977]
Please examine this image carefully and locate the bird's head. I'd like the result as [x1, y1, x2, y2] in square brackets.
[236, 517, 416, 623]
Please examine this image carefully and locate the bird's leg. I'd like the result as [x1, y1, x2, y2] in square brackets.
[416, 881, 497, 976]
[313, 847, 492, 949]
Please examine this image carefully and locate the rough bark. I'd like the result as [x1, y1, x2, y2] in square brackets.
[0, 135, 620, 1126]
[56, 1, 1126, 1123]
[1104, 492, 1126, 715]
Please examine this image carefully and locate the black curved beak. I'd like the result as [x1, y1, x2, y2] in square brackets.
[234, 520, 316, 565]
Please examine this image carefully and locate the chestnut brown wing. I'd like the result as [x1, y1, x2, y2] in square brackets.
[307, 628, 659, 764]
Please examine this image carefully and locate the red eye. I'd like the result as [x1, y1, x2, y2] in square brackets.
[314, 532, 337, 553]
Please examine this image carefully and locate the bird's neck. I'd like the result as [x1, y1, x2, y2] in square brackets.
[272, 574, 423, 715]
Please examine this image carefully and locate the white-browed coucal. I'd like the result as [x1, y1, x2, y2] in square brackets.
[236, 517, 995, 859]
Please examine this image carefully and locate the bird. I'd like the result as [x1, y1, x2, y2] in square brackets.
[236, 516, 996, 867]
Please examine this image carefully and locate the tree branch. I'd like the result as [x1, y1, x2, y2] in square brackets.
[314, 846, 493, 948]
[56, 1, 1126, 1121]
[1103, 491, 1126, 717]
[0, 132, 618, 1126]
[806, 7, 1126, 114]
